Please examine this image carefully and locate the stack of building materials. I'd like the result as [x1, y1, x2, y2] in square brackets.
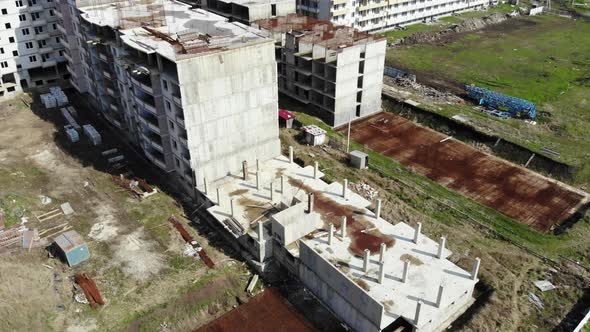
[40, 94, 57, 109]
[61, 107, 81, 130]
[74, 273, 105, 308]
[49, 87, 69, 106]
[302, 125, 326, 146]
[65, 127, 80, 143]
[83, 125, 102, 146]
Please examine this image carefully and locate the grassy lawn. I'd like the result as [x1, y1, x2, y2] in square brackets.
[386, 15, 590, 183]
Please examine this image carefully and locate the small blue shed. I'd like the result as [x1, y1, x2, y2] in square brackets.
[53, 230, 90, 267]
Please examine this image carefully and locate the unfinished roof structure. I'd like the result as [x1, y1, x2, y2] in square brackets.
[79, 0, 270, 61]
[255, 14, 379, 49]
[200, 151, 479, 331]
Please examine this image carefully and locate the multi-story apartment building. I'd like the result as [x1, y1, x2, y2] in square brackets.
[200, 0, 296, 24]
[254, 14, 386, 127]
[57, 0, 280, 196]
[298, 0, 491, 32]
[0, 0, 68, 98]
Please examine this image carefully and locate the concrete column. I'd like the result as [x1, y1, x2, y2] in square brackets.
[313, 161, 319, 179]
[256, 172, 260, 190]
[402, 260, 410, 283]
[437, 237, 446, 259]
[230, 199, 235, 217]
[375, 199, 382, 219]
[242, 161, 248, 180]
[203, 177, 208, 195]
[328, 224, 334, 246]
[256, 159, 260, 172]
[363, 249, 370, 272]
[378, 262, 385, 284]
[413, 222, 422, 244]
[307, 192, 314, 214]
[258, 221, 264, 242]
[379, 243, 386, 263]
[216, 188, 221, 206]
[289, 146, 294, 163]
[341, 216, 347, 238]
[270, 182, 274, 201]
[436, 284, 444, 308]
[281, 175, 285, 194]
[342, 179, 348, 199]
[414, 300, 423, 325]
[471, 257, 481, 280]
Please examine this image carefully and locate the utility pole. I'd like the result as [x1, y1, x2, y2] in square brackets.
[346, 111, 352, 153]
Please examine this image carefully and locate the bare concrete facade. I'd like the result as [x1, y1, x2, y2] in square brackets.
[57, 0, 280, 196]
[254, 14, 386, 127]
[0, 0, 69, 99]
[201, 0, 296, 24]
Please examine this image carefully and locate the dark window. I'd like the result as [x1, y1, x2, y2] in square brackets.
[1, 9, 7, 15]
[5, 23, 11, 29]
[15, 0, 23, 7]
[29, 55, 36, 62]
[0, 61, 8, 68]
[271, 3, 276, 15]
[12, 50, 17, 56]
[7, 86, 15, 92]
[0, 48, 3, 54]
[18, 14, 26, 21]
[22, 28, 29, 35]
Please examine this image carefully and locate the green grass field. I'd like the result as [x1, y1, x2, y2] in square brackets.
[386, 15, 590, 184]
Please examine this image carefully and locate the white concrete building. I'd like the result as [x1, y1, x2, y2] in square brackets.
[254, 14, 386, 127]
[200, 0, 296, 24]
[200, 150, 480, 332]
[297, 0, 491, 32]
[57, 0, 280, 196]
[0, 0, 68, 99]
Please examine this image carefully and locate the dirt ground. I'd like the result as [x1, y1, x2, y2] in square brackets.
[342, 112, 588, 232]
[279, 127, 590, 332]
[0, 94, 253, 331]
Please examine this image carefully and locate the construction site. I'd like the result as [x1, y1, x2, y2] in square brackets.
[0, 0, 589, 330]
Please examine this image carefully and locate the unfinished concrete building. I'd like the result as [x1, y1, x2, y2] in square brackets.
[0, 0, 69, 99]
[57, 0, 280, 196]
[198, 150, 480, 331]
[200, 0, 296, 24]
[254, 14, 385, 127]
[297, 0, 490, 32]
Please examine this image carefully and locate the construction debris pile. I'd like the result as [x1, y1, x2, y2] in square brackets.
[168, 216, 215, 268]
[74, 273, 105, 308]
[350, 182, 379, 201]
[384, 76, 463, 104]
[112, 174, 158, 200]
[400, 12, 512, 45]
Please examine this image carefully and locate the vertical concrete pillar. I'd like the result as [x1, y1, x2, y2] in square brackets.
[402, 260, 410, 283]
[203, 177, 208, 195]
[270, 182, 274, 201]
[307, 192, 314, 213]
[256, 171, 260, 190]
[341, 216, 347, 238]
[313, 161, 319, 179]
[230, 199, 235, 217]
[281, 175, 285, 194]
[414, 300, 423, 325]
[342, 179, 348, 199]
[471, 257, 481, 280]
[289, 146, 294, 164]
[258, 221, 264, 241]
[379, 243, 386, 263]
[216, 188, 221, 207]
[328, 224, 334, 246]
[437, 237, 446, 259]
[256, 159, 260, 172]
[413, 222, 422, 244]
[242, 161, 248, 180]
[436, 284, 444, 308]
[378, 262, 385, 284]
[363, 249, 370, 272]
[375, 199, 382, 219]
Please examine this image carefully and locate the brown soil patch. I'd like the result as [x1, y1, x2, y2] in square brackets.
[342, 113, 586, 232]
[355, 279, 370, 292]
[400, 253, 423, 266]
[195, 288, 316, 332]
[229, 189, 248, 197]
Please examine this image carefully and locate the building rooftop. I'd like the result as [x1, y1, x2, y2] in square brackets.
[203, 153, 478, 329]
[79, 0, 270, 61]
[254, 14, 380, 50]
